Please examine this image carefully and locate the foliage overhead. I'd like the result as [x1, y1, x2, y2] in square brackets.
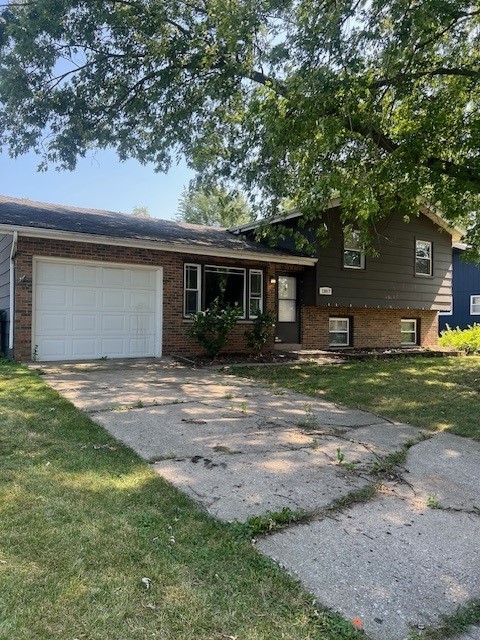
[176, 184, 254, 227]
[0, 0, 479, 244]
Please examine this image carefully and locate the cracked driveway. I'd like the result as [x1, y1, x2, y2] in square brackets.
[36, 358, 480, 640]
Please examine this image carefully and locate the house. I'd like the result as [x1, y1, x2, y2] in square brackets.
[234, 200, 463, 351]
[0, 195, 462, 362]
[439, 244, 480, 332]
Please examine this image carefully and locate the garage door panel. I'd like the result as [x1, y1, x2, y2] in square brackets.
[71, 338, 97, 358]
[102, 268, 125, 286]
[102, 290, 125, 309]
[101, 315, 126, 332]
[38, 286, 68, 307]
[72, 314, 97, 332]
[73, 265, 97, 285]
[37, 313, 68, 332]
[130, 291, 155, 311]
[73, 289, 97, 308]
[34, 260, 161, 361]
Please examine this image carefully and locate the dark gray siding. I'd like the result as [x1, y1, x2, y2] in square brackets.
[268, 209, 452, 311]
[313, 209, 452, 311]
[0, 234, 12, 320]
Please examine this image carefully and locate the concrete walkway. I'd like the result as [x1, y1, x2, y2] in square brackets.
[35, 358, 480, 640]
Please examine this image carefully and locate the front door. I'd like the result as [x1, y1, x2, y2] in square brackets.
[276, 275, 300, 343]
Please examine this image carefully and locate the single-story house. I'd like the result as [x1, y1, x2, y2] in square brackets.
[439, 244, 480, 332]
[0, 195, 462, 362]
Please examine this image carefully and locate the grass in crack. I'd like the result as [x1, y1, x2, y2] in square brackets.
[231, 507, 312, 539]
[325, 485, 377, 514]
[369, 437, 429, 477]
[407, 600, 480, 639]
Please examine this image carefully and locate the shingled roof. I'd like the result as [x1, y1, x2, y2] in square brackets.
[0, 195, 315, 264]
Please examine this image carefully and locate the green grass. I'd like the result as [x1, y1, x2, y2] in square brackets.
[0, 359, 365, 640]
[234, 356, 480, 440]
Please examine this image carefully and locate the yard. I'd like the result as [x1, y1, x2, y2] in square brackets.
[235, 356, 480, 441]
[0, 358, 362, 640]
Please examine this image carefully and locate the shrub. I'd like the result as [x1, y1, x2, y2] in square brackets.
[187, 300, 241, 358]
[439, 324, 480, 354]
[244, 312, 276, 356]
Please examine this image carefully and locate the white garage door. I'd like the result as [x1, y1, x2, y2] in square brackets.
[34, 259, 162, 361]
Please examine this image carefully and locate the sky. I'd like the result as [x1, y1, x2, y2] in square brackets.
[0, 148, 194, 220]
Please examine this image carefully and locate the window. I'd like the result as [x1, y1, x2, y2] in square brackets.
[249, 270, 263, 318]
[415, 240, 432, 276]
[471, 296, 480, 315]
[278, 276, 296, 322]
[343, 229, 365, 269]
[401, 319, 418, 345]
[184, 264, 201, 316]
[329, 317, 351, 347]
[184, 264, 264, 320]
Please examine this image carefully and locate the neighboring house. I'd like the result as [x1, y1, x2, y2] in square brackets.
[0, 195, 462, 362]
[439, 244, 480, 332]
[234, 200, 463, 351]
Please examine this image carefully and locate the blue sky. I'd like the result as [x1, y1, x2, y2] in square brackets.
[0, 148, 193, 220]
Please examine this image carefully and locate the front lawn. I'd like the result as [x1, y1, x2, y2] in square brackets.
[0, 359, 362, 640]
[234, 356, 480, 441]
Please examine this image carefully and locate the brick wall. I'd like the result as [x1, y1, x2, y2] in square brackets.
[301, 306, 439, 350]
[13, 236, 303, 361]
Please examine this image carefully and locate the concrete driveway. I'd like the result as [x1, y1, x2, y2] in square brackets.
[36, 358, 480, 640]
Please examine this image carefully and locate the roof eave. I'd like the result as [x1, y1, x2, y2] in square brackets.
[0, 224, 317, 266]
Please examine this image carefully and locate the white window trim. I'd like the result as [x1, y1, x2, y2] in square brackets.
[249, 269, 264, 318]
[401, 318, 418, 345]
[415, 240, 433, 277]
[329, 317, 351, 347]
[470, 295, 480, 315]
[184, 263, 201, 317]
[343, 230, 365, 270]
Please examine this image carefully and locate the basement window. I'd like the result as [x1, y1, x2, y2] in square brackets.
[401, 319, 418, 345]
[329, 317, 351, 347]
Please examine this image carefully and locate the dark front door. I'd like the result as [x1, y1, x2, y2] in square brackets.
[276, 275, 300, 343]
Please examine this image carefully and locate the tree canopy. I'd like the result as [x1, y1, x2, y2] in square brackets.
[176, 184, 254, 227]
[0, 0, 479, 245]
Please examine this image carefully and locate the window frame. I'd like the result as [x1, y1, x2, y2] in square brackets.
[183, 263, 264, 321]
[184, 263, 201, 316]
[415, 239, 433, 277]
[328, 316, 352, 348]
[401, 318, 418, 346]
[343, 229, 366, 270]
[470, 295, 480, 315]
[249, 269, 264, 319]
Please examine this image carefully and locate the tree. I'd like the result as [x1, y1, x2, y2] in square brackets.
[131, 205, 152, 219]
[0, 1, 479, 246]
[176, 185, 254, 227]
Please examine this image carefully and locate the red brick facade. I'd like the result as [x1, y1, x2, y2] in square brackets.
[12, 236, 439, 361]
[13, 236, 303, 361]
[301, 306, 439, 350]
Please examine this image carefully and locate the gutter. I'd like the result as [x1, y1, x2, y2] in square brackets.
[0, 224, 317, 267]
[9, 231, 18, 351]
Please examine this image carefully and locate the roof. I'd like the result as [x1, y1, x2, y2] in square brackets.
[231, 197, 465, 244]
[0, 195, 316, 265]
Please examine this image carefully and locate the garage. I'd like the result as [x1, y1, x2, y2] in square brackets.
[33, 258, 162, 361]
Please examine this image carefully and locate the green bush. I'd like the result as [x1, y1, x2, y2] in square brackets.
[187, 299, 241, 358]
[439, 324, 480, 354]
[244, 312, 276, 356]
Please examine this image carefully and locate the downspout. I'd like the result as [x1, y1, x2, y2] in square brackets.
[9, 231, 18, 351]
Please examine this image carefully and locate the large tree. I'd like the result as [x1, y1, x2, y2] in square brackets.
[0, 0, 479, 245]
[176, 184, 254, 227]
